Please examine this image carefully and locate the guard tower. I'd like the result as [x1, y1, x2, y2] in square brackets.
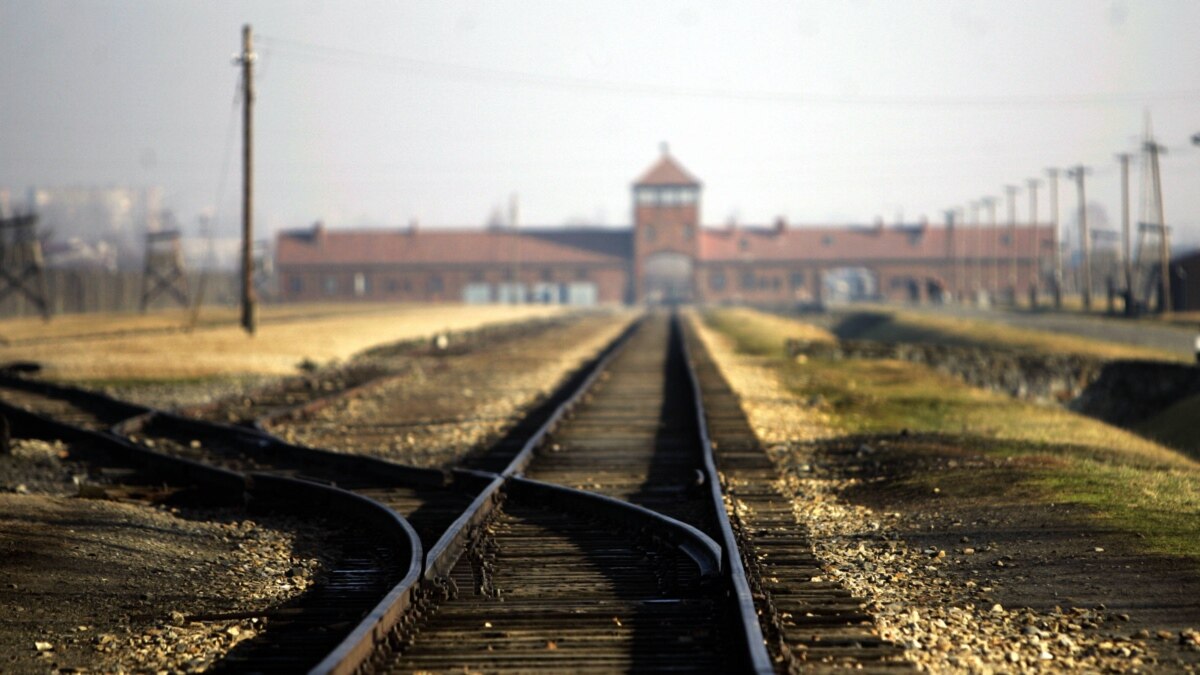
[0, 214, 51, 319]
[633, 146, 701, 303]
[140, 229, 191, 311]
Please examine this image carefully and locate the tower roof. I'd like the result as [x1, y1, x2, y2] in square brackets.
[634, 153, 700, 187]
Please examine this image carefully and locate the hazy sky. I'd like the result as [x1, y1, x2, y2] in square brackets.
[3, 0, 1199, 248]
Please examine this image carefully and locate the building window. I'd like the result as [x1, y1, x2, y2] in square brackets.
[471, 270, 485, 282]
[541, 268, 554, 281]
[402, 279, 412, 292]
[1001, 234, 1012, 246]
[289, 276, 303, 294]
[683, 223, 694, 241]
[679, 187, 698, 206]
[740, 271, 755, 290]
[427, 275, 443, 293]
[645, 225, 657, 242]
[323, 276, 338, 295]
[385, 278, 398, 293]
[636, 188, 659, 206]
[710, 271, 726, 291]
[822, 235, 834, 246]
[790, 271, 805, 288]
[738, 238, 749, 251]
[575, 268, 589, 280]
[354, 273, 368, 297]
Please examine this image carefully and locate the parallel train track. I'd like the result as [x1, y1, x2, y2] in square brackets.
[0, 396, 421, 674]
[1, 310, 905, 673]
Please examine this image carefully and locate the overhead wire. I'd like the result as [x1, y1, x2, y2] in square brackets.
[256, 34, 1200, 109]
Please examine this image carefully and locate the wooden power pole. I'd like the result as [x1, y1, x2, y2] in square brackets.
[1026, 178, 1041, 295]
[237, 25, 257, 334]
[1144, 138, 1170, 312]
[1116, 153, 1133, 302]
[1046, 168, 1062, 308]
[1005, 184, 1019, 302]
[1067, 165, 1092, 311]
[981, 196, 998, 298]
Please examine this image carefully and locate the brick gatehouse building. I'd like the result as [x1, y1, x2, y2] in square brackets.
[276, 152, 1056, 305]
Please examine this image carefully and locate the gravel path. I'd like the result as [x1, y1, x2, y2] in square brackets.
[689, 314, 1192, 672]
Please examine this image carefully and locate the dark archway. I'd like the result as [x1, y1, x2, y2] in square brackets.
[643, 252, 693, 304]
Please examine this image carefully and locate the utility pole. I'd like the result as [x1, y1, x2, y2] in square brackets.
[1116, 153, 1133, 306]
[1046, 168, 1062, 308]
[1005, 184, 1019, 302]
[1026, 178, 1042, 297]
[1144, 138, 1170, 312]
[510, 193, 522, 304]
[944, 209, 959, 301]
[981, 196, 998, 299]
[969, 200, 981, 299]
[237, 25, 257, 334]
[1067, 165, 1091, 311]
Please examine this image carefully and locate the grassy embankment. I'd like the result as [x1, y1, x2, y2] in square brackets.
[989, 292, 1200, 327]
[0, 303, 567, 382]
[832, 305, 1181, 361]
[835, 306, 1200, 454]
[704, 306, 1200, 562]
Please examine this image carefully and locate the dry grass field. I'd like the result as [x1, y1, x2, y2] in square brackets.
[0, 303, 568, 381]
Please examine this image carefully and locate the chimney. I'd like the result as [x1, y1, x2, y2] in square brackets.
[773, 216, 787, 234]
[408, 218, 419, 235]
[312, 220, 326, 244]
[873, 216, 885, 234]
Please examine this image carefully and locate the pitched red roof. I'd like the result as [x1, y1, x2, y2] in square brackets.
[634, 154, 700, 186]
[697, 224, 1055, 263]
[276, 226, 631, 267]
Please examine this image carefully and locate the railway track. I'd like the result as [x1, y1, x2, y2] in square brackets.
[0, 309, 909, 672]
[369, 312, 772, 673]
[0, 398, 422, 674]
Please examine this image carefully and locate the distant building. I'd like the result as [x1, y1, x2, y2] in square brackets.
[275, 152, 1056, 305]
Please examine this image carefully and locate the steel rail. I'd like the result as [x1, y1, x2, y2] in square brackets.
[268, 474, 423, 675]
[677, 314, 776, 675]
[506, 475, 722, 581]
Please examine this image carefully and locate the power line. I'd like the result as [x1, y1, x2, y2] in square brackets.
[256, 34, 1200, 109]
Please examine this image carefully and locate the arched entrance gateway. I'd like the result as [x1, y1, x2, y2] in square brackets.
[642, 251, 694, 304]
